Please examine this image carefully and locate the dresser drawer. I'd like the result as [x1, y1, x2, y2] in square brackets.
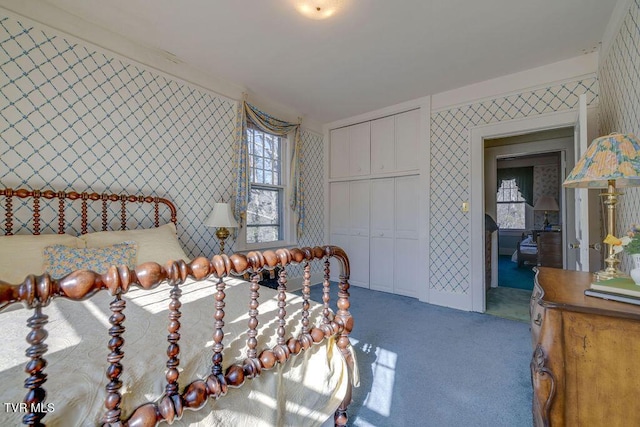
[537, 232, 562, 268]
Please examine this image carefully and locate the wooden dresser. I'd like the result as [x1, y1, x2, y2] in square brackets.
[536, 231, 562, 268]
[530, 268, 640, 426]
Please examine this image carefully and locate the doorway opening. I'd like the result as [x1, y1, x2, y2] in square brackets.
[483, 128, 574, 321]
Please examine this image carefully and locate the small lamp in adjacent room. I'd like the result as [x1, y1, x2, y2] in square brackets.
[205, 202, 238, 254]
[563, 133, 640, 280]
[533, 196, 559, 229]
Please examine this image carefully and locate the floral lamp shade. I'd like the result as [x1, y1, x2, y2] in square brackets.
[563, 132, 640, 281]
[563, 133, 640, 188]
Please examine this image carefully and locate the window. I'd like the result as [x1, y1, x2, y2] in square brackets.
[496, 178, 526, 229]
[246, 125, 285, 245]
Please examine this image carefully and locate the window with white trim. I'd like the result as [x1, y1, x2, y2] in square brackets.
[242, 124, 296, 249]
[496, 178, 526, 229]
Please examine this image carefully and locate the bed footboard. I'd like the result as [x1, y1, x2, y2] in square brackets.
[0, 245, 355, 427]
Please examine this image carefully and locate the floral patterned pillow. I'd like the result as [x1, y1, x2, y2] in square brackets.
[43, 241, 138, 279]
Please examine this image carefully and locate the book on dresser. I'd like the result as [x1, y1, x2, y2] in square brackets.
[584, 288, 640, 306]
[587, 277, 640, 300]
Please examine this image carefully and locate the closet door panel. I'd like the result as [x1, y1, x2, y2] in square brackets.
[370, 236, 393, 293]
[330, 127, 349, 179]
[371, 116, 395, 174]
[395, 109, 420, 172]
[349, 180, 370, 236]
[349, 234, 370, 288]
[329, 181, 350, 235]
[370, 178, 395, 237]
[394, 237, 419, 297]
[395, 175, 419, 239]
[349, 122, 371, 176]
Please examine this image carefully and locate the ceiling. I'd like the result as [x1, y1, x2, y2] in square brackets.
[21, 0, 620, 124]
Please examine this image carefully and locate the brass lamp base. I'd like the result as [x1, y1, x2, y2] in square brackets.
[216, 227, 230, 254]
[594, 180, 628, 282]
[594, 265, 629, 282]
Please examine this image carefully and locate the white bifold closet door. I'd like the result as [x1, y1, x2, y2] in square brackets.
[329, 180, 370, 288]
[370, 175, 419, 297]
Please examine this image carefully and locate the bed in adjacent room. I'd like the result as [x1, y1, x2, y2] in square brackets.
[0, 187, 358, 426]
[515, 233, 538, 267]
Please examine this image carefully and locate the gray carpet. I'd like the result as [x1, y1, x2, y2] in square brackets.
[307, 284, 533, 427]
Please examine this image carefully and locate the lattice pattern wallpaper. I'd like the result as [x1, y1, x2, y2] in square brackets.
[599, 0, 640, 272]
[533, 164, 560, 229]
[0, 14, 325, 270]
[431, 78, 598, 295]
[289, 130, 325, 278]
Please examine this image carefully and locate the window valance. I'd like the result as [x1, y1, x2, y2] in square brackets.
[496, 166, 534, 206]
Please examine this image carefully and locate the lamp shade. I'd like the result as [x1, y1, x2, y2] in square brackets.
[563, 133, 640, 188]
[534, 196, 559, 212]
[205, 202, 238, 228]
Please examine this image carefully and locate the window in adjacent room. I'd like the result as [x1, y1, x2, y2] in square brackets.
[244, 123, 295, 248]
[496, 178, 526, 229]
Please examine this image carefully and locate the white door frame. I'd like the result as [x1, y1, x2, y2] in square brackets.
[469, 110, 579, 312]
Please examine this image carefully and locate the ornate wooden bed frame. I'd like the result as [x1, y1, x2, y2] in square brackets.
[0, 188, 355, 426]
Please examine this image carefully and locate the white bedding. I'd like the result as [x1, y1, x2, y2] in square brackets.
[511, 235, 538, 263]
[0, 277, 353, 426]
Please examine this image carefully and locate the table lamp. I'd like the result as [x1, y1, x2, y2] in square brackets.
[563, 133, 640, 280]
[534, 196, 559, 229]
[205, 202, 238, 254]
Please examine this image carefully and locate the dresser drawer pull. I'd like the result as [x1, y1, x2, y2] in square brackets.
[533, 313, 542, 326]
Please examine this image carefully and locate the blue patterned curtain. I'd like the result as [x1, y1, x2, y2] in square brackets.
[233, 101, 304, 239]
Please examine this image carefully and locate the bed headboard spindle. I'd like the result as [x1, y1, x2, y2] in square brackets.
[1, 188, 177, 236]
[57, 192, 65, 234]
[81, 193, 88, 234]
[4, 188, 13, 235]
[32, 190, 40, 235]
[102, 195, 109, 231]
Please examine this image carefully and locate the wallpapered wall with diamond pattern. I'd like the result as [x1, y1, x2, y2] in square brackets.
[533, 164, 560, 228]
[430, 78, 598, 295]
[0, 14, 326, 270]
[291, 130, 325, 277]
[599, 0, 640, 272]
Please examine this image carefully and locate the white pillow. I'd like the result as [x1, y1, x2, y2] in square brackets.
[79, 223, 189, 265]
[521, 236, 535, 246]
[0, 234, 85, 284]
